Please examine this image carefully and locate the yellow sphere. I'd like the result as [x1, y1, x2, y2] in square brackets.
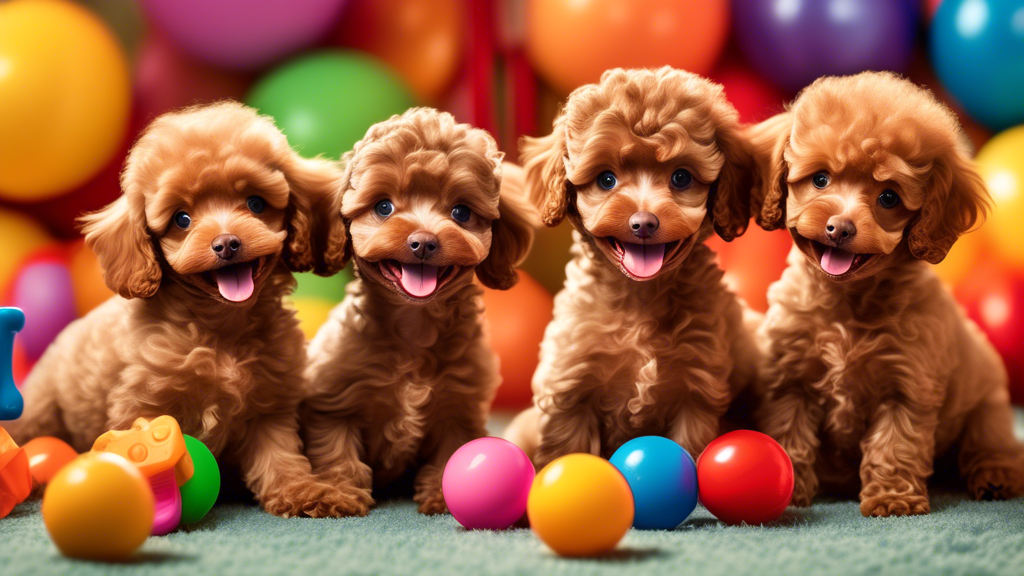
[42, 452, 154, 561]
[0, 209, 51, 294]
[0, 0, 131, 200]
[976, 125, 1024, 272]
[527, 454, 634, 557]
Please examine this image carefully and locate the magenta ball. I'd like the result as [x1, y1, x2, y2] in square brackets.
[143, 0, 348, 71]
[11, 261, 77, 361]
[442, 438, 534, 530]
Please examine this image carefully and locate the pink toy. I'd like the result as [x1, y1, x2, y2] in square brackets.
[441, 437, 534, 530]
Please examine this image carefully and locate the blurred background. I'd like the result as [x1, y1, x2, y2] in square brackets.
[0, 0, 1022, 411]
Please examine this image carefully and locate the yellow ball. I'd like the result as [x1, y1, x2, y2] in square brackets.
[0, 0, 131, 200]
[42, 452, 154, 561]
[527, 454, 634, 557]
[976, 125, 1024, 272]
[288, 297, 336, 340]
[0, 209, 52, 294]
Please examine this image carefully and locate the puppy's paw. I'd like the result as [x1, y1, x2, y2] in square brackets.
[860, 493, 930, 517]
[968, 464, 1024, 501]
[260, 479, 372, 518]
[415, 485, 448, 512]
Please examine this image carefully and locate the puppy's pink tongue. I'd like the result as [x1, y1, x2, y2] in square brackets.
[621, 243, 666, 278]
[821, 247, 856, 275]
[213, 264, 255, 302]
[399, 263, 439, 297]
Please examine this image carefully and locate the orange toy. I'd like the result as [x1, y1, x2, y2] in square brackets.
[23, 436, 78, 486]
[43, 452, 154, 560]
[0, 426, 32, 518]
[93, 416, 194, 535]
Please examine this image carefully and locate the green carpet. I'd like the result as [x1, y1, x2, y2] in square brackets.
[1, 412, 1023, 576]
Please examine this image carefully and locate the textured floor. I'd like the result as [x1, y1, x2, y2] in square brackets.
[1, 412, 1022, 576]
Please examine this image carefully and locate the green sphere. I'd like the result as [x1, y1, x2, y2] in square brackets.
[247, 50, 417, 159]
[180, 435, 220, 525]
[293, 266, 354, 303]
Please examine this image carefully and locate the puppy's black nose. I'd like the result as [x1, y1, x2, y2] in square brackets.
[629, 212, 659, 239]
[408, 231, 439, 261]
[825, 217, 856, 245]
[212, 234, 241, 260]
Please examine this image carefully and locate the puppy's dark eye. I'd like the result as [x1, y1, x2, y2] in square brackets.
[451, 204, 471, 223]
[596, 171, 617, 190]
[246, 195, 266, 214]
[374, 200, 394, 218]
[878, 189, 901, 209]
[812, 171, 830, 189]
[173, 211, 191, 229]
[670, 169, 692, 190]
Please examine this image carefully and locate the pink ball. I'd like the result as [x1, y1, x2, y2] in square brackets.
[10, 256, 77, 361]
[442, 437, 535, 530]
[143, 0, 349, 71]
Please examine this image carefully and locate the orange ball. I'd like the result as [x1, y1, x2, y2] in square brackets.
[707, 227, 792, 312]
[22, 437, 78, 486]
[481, 271, 554, 409]
[527, 454, 634, 557]
[43, 452, 154, 560]
[527, 0, 730, 95]
[331, 0, 463, 102]
[68, 239, 114, 316]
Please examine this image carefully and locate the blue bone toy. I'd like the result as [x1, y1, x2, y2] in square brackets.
[0, 308, 25, 421]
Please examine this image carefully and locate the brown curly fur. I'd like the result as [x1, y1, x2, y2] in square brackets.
[301, 108, 537, 517]
[6, 102, 352, 518]
[502, 67, 762, 469]
[749, 72, 1024, 517]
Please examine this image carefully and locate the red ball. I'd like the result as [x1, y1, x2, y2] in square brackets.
[697, 430, 794, 525]
[954, 263, 1024, 404]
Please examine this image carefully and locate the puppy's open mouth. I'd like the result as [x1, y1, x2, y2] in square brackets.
[199, 258, 265, 302]
[605, 238, 686, 279]
[378, 260, 458, 300]
[811, 242, 873, 278]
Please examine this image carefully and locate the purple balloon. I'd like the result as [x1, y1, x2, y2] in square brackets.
[11, 262, 77, 361]
[144, 0, 349, 71]
[732, 0, 919, 94]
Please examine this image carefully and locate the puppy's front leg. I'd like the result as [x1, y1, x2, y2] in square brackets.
[859, 401, 937, 517]
[533, 398, 601, 470]
[414, 411, 489, 515]
[237, 412, 360, 518]
[302, 410, 374, 517]
[758, 388, 824, 507]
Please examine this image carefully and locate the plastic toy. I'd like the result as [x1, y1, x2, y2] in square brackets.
[23, 436, 78, 487]
[441, 437, 535, 530]
[42, 452, 154, 560]
[609, 436, 698, 530]
[179, 435, 220, 525]
[0, 308, 26, 421]
[696, 430, 794, 526]
[0, 426, 31, 518]
[93, 416, 194, 535]
[527, 453, 634, 557]
[8, 250, 78, 361]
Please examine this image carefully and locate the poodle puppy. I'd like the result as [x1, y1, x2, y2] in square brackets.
[503, 67, 762, 469]
[749, 71, 1023, 517]
[8, 102, 354, 518]
[301, 108, 537, 516]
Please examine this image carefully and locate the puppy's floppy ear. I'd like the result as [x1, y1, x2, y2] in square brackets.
[476, 163, 540, 290]
[709, 119, 754, 241]
[908, 147, 990, 264]
[80, 194, 162, 299]
[746, 112, 793, 231]
[521, 111, 572, 227]
[279, 153, 350, 276]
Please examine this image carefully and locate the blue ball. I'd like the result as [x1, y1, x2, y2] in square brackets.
[931, 0, 1024, 131]
[609, 436, 698, 530]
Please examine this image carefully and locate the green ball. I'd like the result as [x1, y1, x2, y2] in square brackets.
[246, 50, 417, 159]
[293, 265, 354, 303]
[180, 434, 220, 525]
